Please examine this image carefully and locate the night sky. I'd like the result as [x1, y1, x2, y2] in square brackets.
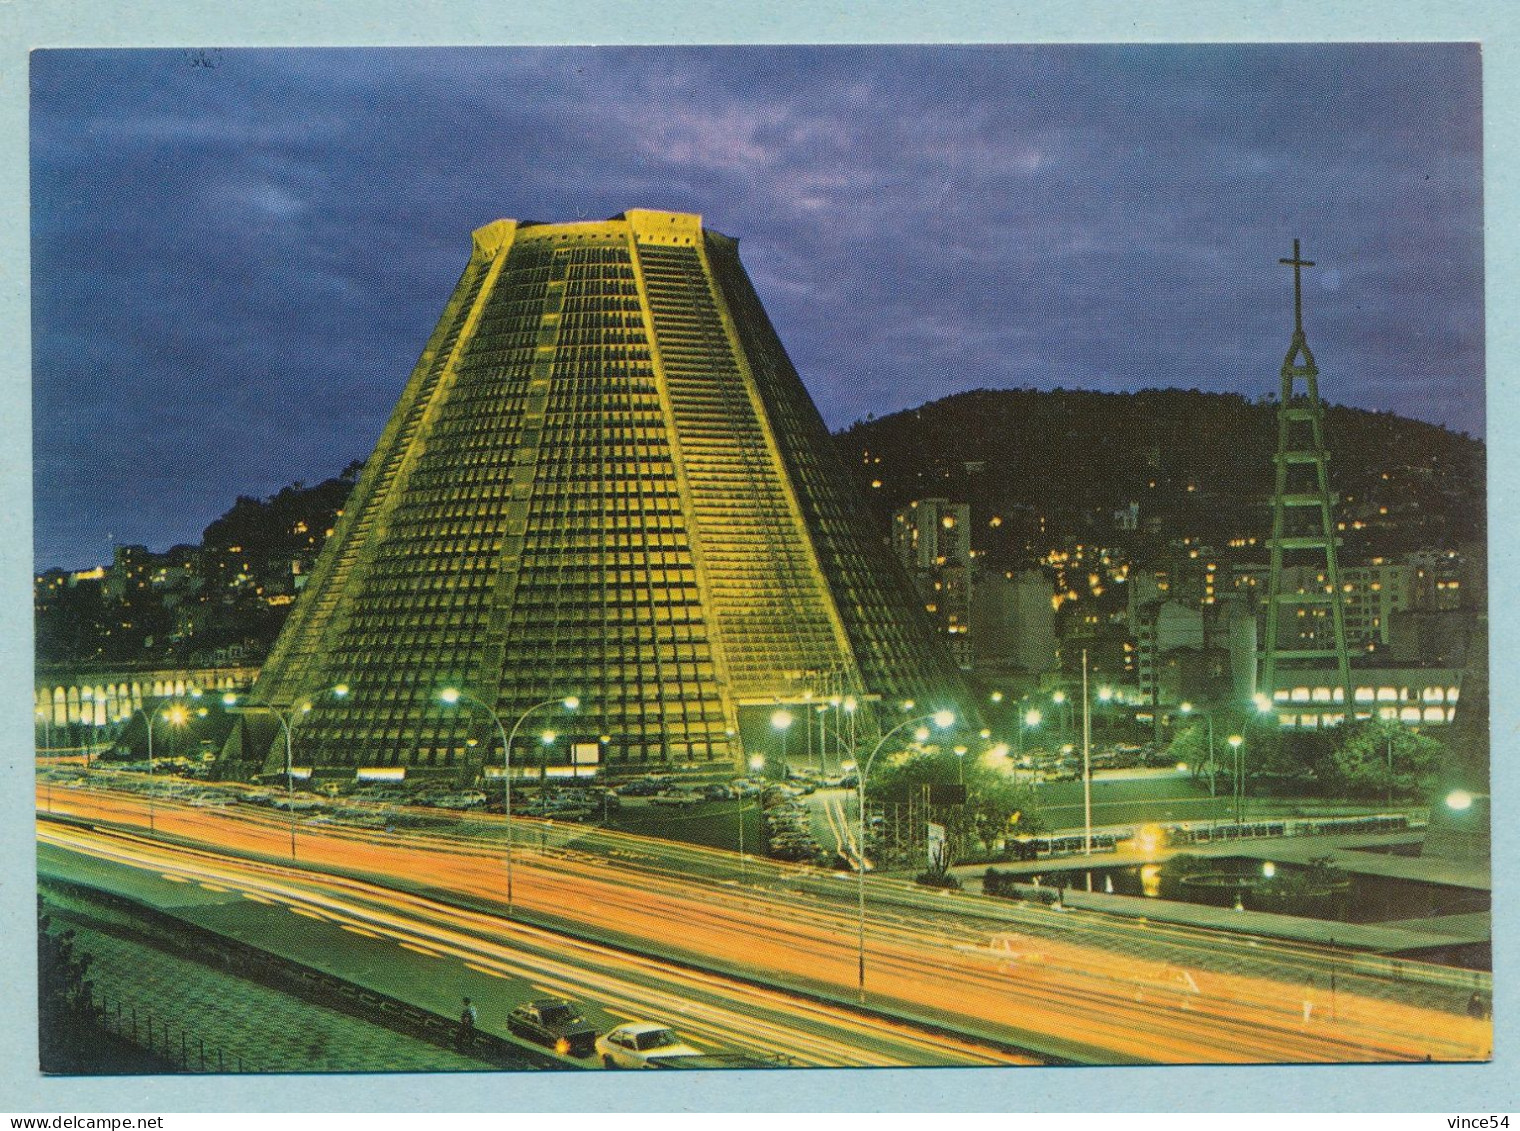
[30, 45, 1484, 572]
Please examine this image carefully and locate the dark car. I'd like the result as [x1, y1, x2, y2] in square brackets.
[506, 998, 599, 1058]
[617, 779, 664, 797]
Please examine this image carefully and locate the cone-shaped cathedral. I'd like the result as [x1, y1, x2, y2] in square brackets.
[249, 210, 969, 778]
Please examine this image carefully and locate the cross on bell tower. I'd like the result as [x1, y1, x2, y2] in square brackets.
[1281, 238, 1314, 336]
[1260, 239, 1354, 726]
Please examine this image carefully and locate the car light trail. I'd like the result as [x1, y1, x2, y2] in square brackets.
[40, 785, 1489, 1065]
[39, 818, 1033, 1068]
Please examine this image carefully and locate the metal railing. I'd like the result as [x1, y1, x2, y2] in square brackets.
[89, 989, 259, 1073]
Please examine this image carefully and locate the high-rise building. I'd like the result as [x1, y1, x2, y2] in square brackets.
[970, 569, 1057, 681]
[892, 498, 973, 668]
[246, 211, 967, 778]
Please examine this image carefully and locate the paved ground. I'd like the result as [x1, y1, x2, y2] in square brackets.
[43, 886, 496, 1074]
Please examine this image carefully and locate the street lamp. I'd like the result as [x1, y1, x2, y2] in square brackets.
[80, 689, 95, 775]
[856, 708, 955, 1003]
[223, 685, 347, 861]
[1016, 706, 1042, 771]
[439, 689, 578, 917]
[1227, 734, 1245, 824]
[1080, 650, 1092, 870]
[1179, 701, 1218, 797]
[771, 708, 794, 777]
[133, 698, 187, 834]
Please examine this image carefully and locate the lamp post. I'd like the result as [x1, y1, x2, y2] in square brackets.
[1228, 734, 1245, 824]
[1081, 650, 1093, 870]
[253, 702, 299, 859]
[133, 699, 187, 834]
[856, 708, 955, 1003]
[440, 689, 578, 918]
[223, 684, 346, 861]
[538, 728, 559, 802]
[1179, 701, 1218, 798]
[771, 708, 794, 778]
[80, 689, 95, 776]
[1015, 706, 1042, 778]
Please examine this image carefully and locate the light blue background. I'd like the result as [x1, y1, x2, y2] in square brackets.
[2, 0, 1513, 1114]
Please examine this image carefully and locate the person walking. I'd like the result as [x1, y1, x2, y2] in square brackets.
[458, 996, 478, 1050]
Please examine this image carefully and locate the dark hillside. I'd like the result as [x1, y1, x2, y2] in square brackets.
[837, 388, 1483, 568]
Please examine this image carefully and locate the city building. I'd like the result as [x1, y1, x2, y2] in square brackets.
[102, 544, 152, 602]
[244, 211, 968, 779]
[892, 498, 973, 669]
[970, 568, 1058, 683]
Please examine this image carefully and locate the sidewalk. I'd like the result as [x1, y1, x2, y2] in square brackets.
[46, 895, 497, 1073]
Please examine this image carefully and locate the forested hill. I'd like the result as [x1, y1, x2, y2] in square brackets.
[835, 388, 1484, 564]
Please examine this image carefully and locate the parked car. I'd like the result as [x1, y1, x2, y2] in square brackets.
[506, 998, 599, 1058]
[650, 789, 704, 807]
[616, 779, 664, 797]
[595, 1021, 703, 1069]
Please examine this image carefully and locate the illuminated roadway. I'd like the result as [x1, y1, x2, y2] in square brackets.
[39, 821, 1023, 1069]
[38, 781, 1491, 1066]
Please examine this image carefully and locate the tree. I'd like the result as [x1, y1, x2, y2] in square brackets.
[869, 745, 1041, 861]
[1330, 721, 1448, 801]
[38, 898, 99, 1072]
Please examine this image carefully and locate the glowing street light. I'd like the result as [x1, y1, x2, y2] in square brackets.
[438, 689, 578, 916]
[1228, 734, 1245, 823]
[1178, 700, 1218, 796]
[1015, 707, 1042, 773]
[223, 684, 348, 860]
[771, 708, 795, 776]
[133, 697, 187, 834]
[856, 709, 955, 1003]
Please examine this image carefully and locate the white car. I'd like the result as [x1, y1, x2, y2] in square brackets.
[595, 1021, 703, 1068]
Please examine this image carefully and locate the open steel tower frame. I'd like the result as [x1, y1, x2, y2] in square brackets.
[1260, 240, 1354, 723]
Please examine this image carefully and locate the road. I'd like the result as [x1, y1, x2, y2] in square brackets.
[40, 819, 1022, 1069]
[39, 781, 1492, 1065]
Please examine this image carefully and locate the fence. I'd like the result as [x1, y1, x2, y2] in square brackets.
[89, 989, 258, 1073]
